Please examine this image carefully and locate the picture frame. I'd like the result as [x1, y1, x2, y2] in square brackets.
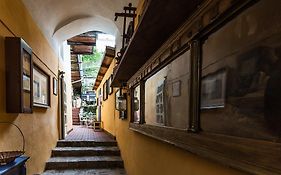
[172, 80, 181, 97]
[108, 74, 113, 95]
[5, 37, 34, 113]
[103, 81, 108, 101]
[200, 69, 227, 109]
[33, 65, 50, 108]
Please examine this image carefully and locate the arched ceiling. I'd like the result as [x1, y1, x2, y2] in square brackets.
[21, 0, 138, 53]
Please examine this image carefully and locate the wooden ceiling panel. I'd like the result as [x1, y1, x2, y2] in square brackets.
[67, 36, 96, 46]
[71, 45, 93, 55]
[93, 46, 115, 90]
[112, 0, 204, 86]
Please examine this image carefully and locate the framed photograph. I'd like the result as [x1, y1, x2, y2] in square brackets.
[22, 50, 31, 92]
[172, 80, 181, 97]
[103, 81, 108, 101]
[108, 74, 113, 95]
[33, 65, 50, 108]
[53, 77, 58, 96]
[5, 37, 34, 113]
[200, 69, 227, 109]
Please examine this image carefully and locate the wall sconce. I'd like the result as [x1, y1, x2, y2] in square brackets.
[117, 95, 127, 111]
[115, 83, 128, 119]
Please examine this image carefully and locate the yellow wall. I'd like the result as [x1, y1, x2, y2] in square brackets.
[0, 0, 60, 174]
[97, 59, 119, 136]
[98, 61, 248, 175]
[100, 81, 248, 175]
[99, 68, 248, 175]
[97, 0, 248, 174]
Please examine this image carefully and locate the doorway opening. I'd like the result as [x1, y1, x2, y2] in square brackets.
[59, 31, 115, 138]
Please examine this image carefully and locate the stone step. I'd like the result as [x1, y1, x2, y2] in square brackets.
[56, 140, 117, 147]
[51, 146, 120, 157]
[42, 168, 126, 175]
[45, 156, 124, 170]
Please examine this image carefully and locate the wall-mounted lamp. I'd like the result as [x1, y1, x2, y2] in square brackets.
[116, 83, 128, 119]
[117, 96, 127, 111]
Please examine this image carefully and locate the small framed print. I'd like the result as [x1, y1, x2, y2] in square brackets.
[172, 80, 181, 97]
[103, 81, 108, 101]
[108, 74, 113, 95]
[200, 69, 227, 109]
[33, 65, 50, 108]
[53, 77, 58, 96]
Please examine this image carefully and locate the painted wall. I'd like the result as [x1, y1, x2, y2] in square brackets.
[0, 0, 62, 174]
[97, 0, 248, 175]
[97, 59, 119, 136]
[98, 65, 248, 175]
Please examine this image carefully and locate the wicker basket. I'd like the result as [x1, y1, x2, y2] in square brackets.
[0, 122, 25, 166]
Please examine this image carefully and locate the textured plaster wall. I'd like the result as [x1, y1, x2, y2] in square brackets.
[98, 59, 118, 136]
[0, 0, 61, 174]
[99, 66, 248, 175]
[97, 60, 248, 175]
[97, 0, 248, 174]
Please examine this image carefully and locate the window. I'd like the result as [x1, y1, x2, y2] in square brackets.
[129, 1, 281, 174]
[200, 0, 281, 141]
[132, 85, 141, 123]
[144, 50, 190, 129]
[103, 81, 108, 101]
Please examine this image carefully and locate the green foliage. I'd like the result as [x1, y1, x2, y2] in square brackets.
[81, 48, 104, 94]
[82, 48, 103, 63]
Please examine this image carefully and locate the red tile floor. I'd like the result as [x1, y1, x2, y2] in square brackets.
[65, 125, 115, 142]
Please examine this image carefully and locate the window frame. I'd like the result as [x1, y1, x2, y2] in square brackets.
[103, 81, 108, 101]
[130, 83, 144, 124]
[140, 47, 192, 130]
[128, 0, 281, 174]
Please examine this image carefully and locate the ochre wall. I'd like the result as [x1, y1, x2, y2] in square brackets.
[0, 0, 59, 174]
[98, 59, 119, 136]
[98, 60, 248, 175]
[97, 0, 248, 174]
[100, 83, 248, 175]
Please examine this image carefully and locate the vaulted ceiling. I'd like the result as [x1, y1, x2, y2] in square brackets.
[21, 0, 138, 53]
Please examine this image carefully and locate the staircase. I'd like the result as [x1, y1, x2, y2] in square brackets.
[42, 140, 126, 175]
[72, 108, 80, 125]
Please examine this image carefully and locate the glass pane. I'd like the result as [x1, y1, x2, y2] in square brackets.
[33, 68, 49, 105]
[23, 91, 30, 109]
[133, 85, 141, 123]
[22, 50, 31, 92]
[200, 0, 281, 141]
[145, 50, 190, 129]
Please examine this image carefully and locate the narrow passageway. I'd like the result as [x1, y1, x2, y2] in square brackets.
[65, 126, 114, 142]
[42, 126, 125, 175]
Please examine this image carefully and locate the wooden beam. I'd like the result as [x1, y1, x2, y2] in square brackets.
[67, 36, 96, 46]
[71, 45, 93, 55]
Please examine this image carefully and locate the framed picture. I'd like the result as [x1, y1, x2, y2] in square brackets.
[33, 65, 50, 108]
[172, 80, 181, 97]
[53, 77, 58, 96]
[200, 69, 227, 109]
[103, 81, 108, 101]
[22, 50, 31, 92]
[108, 74, 113, 95]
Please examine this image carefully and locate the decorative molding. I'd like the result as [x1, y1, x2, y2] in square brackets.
[129, 123, 281, 175]
[128, 0, 255, 88]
